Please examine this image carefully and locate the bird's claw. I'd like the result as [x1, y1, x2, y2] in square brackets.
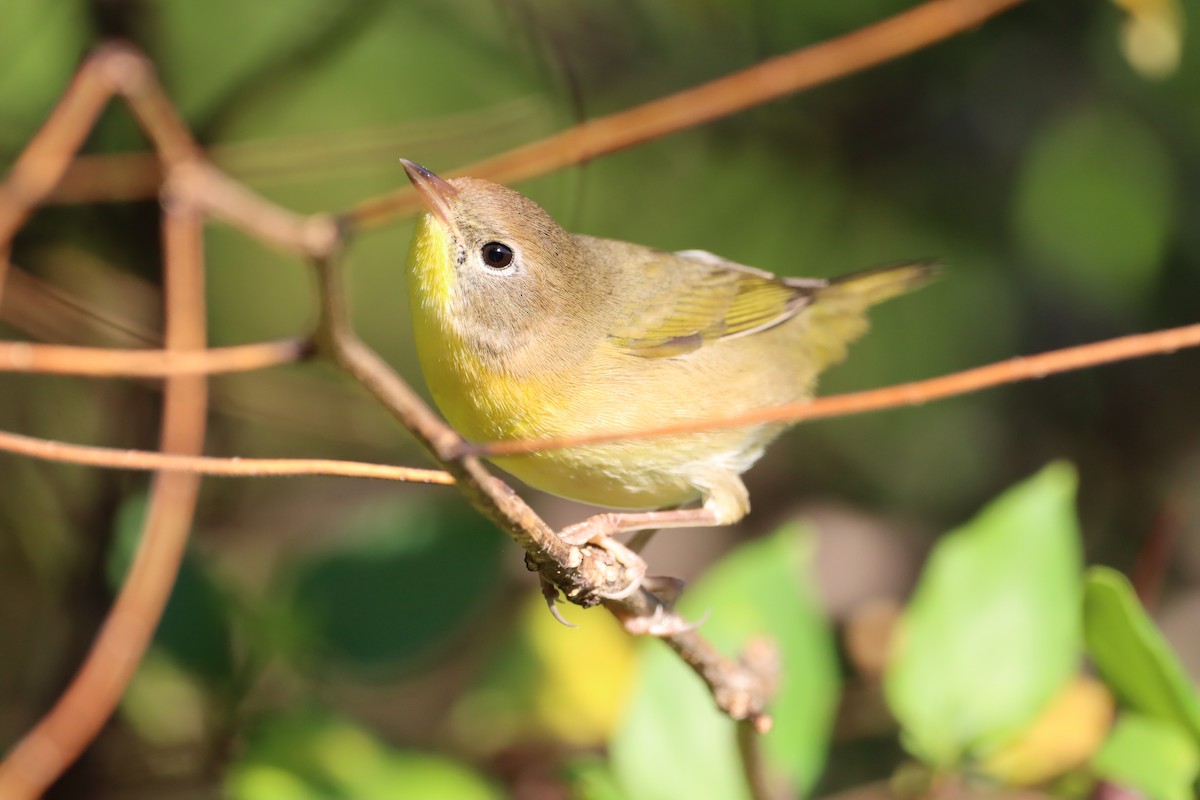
[557, 518, 646, 600]
[541, 579, 579, 628]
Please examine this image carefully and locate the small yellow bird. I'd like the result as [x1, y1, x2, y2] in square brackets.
[401, 160, 933, 549]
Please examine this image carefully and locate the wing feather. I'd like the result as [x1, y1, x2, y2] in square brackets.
[608, 250, 817, 358]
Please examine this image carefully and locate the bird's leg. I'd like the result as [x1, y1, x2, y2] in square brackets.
[557, 507, 723, 546]
[556, 478, 749, 630]
[556, 508, 723, 602]
[557, 471, 749, 547]
[554, 516, 693, 631]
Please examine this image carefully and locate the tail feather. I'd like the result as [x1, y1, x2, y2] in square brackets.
[799, 259, 938, 373]
[820, 260, 939, 305]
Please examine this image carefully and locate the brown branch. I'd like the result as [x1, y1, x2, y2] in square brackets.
[467, 323, 1200, 458]
[165, 161, 340, 259]
[0, 337, 309, 376]
[343, 0, 1028, 231]
[0, 429, 453, 484]
[97, 48, 200, 167]
[0, 48, 210, 797]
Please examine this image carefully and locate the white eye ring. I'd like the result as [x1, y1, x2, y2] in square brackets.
[480, 242, 516, 271]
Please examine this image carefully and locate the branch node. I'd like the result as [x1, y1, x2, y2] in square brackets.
[91, 41, 152, 93]
[439, 438, 479, 460]
[302, 213, 343, 260]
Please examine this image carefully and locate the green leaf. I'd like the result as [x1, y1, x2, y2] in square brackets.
[107, 494, 236, 685]
[227, 710, 502, 800]
[289, 498, 505, 672]
[885, 462, 1083, 766]
[1013, 107, 1174, 312]
[610, 523, 839, 800]
[1083, 567, 1200, 743]
[1092, 713, 1200, 800]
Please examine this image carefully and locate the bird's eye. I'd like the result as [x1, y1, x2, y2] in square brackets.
[481, 242, 514, 270]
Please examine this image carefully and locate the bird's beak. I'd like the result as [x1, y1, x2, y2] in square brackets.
[400, 159, 457, 227]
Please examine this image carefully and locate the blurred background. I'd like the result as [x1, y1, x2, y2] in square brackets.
[0, 0, 1197, 797]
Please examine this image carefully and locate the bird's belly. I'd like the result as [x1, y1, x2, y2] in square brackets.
[421, 335, 802, 511]
[493, 447, 698, 510]
[490, 425, 777, 511]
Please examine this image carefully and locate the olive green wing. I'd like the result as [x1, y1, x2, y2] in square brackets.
[608, 250, 820, 358]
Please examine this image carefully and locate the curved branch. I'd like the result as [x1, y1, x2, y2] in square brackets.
[0, 98, 208, 792]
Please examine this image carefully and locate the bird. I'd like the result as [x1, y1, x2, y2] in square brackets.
[400, 159, 933, 563]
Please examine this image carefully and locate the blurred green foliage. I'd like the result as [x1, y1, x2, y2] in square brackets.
[2, 0, 1199, 797]
[1013, 106, 1175, 313]
[610, 525, 837, 800]
[886, 463, 1082, 767]
[286, 498, 507, 672]
[227, 711, 503, 800]
[1092, 713, 1199, 800]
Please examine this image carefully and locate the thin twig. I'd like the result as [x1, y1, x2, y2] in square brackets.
[465, 323, 1200, 458]
[0, 337, 309, 376]
[343, 0, 1028, 231]
[165, 161, 340, 259]
[0, 429, 453, 484]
